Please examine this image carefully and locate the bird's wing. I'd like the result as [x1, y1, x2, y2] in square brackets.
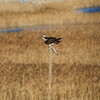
[44, 37, 50, 39]
[48, 38, 55, 43]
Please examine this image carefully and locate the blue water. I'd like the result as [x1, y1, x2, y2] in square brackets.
[0, 27, 48, 33]
[0, 25, 58, 33]
[77, 7, 100, 13]
[0, 28, 24, 33]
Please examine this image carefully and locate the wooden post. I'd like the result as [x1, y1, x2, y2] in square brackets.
[48, 46, 52, 100]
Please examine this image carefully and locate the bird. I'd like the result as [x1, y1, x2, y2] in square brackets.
[42, 35, 61, 46]
[42, 35, 61, 55]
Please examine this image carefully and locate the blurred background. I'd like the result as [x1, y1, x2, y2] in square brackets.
[0, 0, 100, 29]
[0, 1, 100, 100]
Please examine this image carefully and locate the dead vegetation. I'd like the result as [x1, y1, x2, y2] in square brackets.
[0, 0, 100, 28]
[0, 0, 100, 99]
[0, 24, 100, 100]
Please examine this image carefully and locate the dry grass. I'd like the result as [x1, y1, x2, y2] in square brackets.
[0, 0, 100, 28]
[0, 24, 100, 100]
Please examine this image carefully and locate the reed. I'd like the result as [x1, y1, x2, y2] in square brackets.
[0, 24, 100, 100]
[0, 0, 100, 28]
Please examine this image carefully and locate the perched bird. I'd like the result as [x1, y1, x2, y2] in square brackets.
[42, 35, 61, 55]
[42, 35, 61, 46]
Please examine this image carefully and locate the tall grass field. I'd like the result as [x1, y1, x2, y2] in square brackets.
[0, 0, 100, 100]
[0, 0, 100, 28]
[0, 24, 100, 100]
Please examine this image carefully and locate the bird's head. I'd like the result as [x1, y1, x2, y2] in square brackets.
[41, 35, 46, 41]
[42, 35, 46, 38]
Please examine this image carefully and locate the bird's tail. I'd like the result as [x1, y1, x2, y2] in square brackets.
[55, 38, 61, 44]
[55, 41, 61, 44]
[57, 38, 62, 40]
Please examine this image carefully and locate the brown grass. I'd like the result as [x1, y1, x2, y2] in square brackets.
[0, 0, 100, 28]
[0, 24, 100, 100]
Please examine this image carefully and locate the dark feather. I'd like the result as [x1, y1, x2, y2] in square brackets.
[57, 38, 62, 40]
[44, 37, 62, 45]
